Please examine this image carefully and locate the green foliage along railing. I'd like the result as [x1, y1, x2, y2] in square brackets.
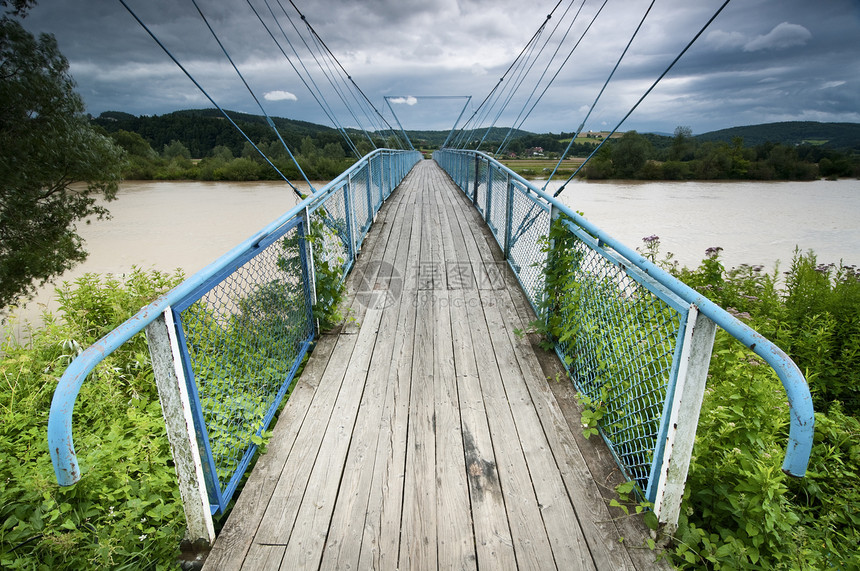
[543, 216, 689, 488]
[434, 148, 813, 516]
[48, 150, 421, 525]
[170, 215, 315, 510]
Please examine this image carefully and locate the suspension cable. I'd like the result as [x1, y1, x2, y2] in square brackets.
[190, 0, 316, 193]
[285, 0, 402, 146]
[251, 0, 361, 158]
[495, 0, 584, 156]
[475, 23, 546, 150]
[500, 0, 608, 157]
[553, 0, 733, 197]
[116, 0, 307, 198]
[542, 0, 654, 189]
[449, 3, 563, 149]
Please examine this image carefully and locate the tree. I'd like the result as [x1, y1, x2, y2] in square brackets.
[670, 125, 695, 161]
[0, 8, 125, 308]
[162, 139, 191, 159]
[612, 131, 652, 177]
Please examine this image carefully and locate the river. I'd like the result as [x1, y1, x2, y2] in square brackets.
[4, 176, 859, 340]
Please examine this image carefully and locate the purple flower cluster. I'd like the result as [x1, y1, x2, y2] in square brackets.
[642, 235, 659, 244]
[705, 246, 723, 259]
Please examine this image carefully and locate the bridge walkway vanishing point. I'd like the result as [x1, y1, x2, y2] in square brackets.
[202, 160, 668, 570]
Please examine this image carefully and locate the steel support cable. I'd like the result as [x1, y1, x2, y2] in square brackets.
[304, 29, 378, 149]
[450, 4, 562, 148]
[305, 19, 394, 150]
[116, 0, 307, 198]
[553, 0, 733, 197]
[475, 23, 547, 150]
[452, 98, 485, 149]
[542, 0, 654, 189]
[499, 0, 608, 157]
[189, 0, 316, 193]
[261, 0, 363, 158]
[284, 0, 401, 145]
[496, 0, 586, 156]
[248, 0, 361, 159]
[509, 0, 733, 249]
[271, 0, 374, 153]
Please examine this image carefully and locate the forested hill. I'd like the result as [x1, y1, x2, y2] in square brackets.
[93, 109, 349, 158]
[695, 121, 860, 150]
[91, 109, 533, 156]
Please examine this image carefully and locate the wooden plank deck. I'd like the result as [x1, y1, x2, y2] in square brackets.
[202, 160, 667, 570]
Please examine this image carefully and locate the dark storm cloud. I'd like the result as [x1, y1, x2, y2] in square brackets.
[19, 0, 860, 134]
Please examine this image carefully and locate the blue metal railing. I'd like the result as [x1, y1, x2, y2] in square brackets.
[434, 148, 814, 502]
[48, 149, 421, 513]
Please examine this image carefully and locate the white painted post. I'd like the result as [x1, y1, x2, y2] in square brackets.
[145, 309, 216, 545]
[300, 206, 317, 308]
[652, 304, 717, 528]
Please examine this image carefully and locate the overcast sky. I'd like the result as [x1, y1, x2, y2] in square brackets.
[20, 0, 860, 135]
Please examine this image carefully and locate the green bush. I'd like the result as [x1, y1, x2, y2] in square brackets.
[1, 268, 186, 569]
[660, 243, 860, 569]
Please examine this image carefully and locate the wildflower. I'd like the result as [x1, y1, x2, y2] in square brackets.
[705, 246, 723, 258]
[642, 235, 659, 243]
[139, 534, 148, 541]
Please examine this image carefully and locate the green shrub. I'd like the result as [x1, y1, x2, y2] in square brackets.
[1, 268, 186, 569]
[659, 242, 860, 569]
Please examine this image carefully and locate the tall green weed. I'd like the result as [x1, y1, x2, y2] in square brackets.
[1, 268, 186, 569]
[660, 243, 860, 569]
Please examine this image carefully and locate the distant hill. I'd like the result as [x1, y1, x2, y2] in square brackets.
[695, 122, 860, 150]
[91, 109, 532, 157]
[92, 109, 347, 158]
[404, 127, 532, 147]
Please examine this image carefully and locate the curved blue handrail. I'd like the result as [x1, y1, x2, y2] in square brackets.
[435, 149, 814, 477]
[48, 149, 419, 486]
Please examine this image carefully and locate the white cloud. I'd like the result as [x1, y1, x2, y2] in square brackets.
[390, 96, 418, 105]
[704, 29, 746, 51]
[263, 90, 298, 102]
[744, 22, 812, 52]
[820, 80, 846, 90]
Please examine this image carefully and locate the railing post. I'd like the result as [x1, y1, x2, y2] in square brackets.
[503, 173, 515, 260]
[366, 164, 375, 222]
[145, 309, 216, 547]
[485, 163, 494, 225]
[652, 304, 717, 528]
[345, 175, 359, 258]
[472, 153, 480, 205]
[300, 206, 318, 308]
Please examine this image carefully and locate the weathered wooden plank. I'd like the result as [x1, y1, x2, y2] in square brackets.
[342, 186, 405, 334]
[499, 263, 668, 571]
[480, 289, 595, 571]
[318, 277, 404, 568]
[279, 306, 385, 568]
[240, 543, 285, 570]
[249, 330, 360, 549]
[358, 288, 418, 570]
[433, 288, 477, 569]
[464, 287, 557, 568]
[450, 288, 517, 569]
[399, 286, 438, 569]
[452, 188, 508, 290]
[444, 183, 495, 290]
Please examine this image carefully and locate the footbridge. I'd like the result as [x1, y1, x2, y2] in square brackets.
[46, 0, 814, 569]
[48, 150, 813, 569]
